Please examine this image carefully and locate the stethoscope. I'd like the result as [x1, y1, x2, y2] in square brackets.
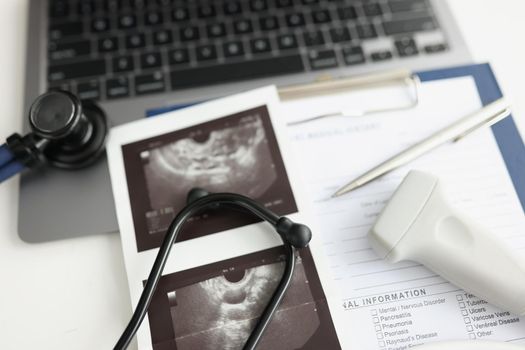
[1, 90, 312, 350]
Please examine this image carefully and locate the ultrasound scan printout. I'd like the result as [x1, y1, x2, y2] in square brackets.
[122, 106, 297, 252]
[107, 87, 343, 350]
[147, 247, 341, 350]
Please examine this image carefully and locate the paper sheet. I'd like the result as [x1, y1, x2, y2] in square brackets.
[282, 76, 525, 349]
[106, 86, 343, 350]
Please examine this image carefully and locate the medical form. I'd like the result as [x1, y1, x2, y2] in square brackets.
[282, 75, 525, 349]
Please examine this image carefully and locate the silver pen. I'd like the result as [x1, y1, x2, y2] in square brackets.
[332, 98, 511, 198]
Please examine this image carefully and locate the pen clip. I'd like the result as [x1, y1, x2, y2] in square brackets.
[452, 106, 511, 142]
[287, 74, 421, 126]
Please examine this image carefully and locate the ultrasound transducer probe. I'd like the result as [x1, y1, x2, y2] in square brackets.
[369, 170, 525, 316]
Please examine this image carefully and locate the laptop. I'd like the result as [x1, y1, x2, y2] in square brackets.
[20, 0, 471, 242]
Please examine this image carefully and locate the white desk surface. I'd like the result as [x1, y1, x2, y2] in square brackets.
[0, 1, 524, 349]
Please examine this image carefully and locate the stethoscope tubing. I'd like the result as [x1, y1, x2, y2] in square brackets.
[0, 144, 14, 165]
[0, 144, 24, 183]
[114, 192, 296, 350]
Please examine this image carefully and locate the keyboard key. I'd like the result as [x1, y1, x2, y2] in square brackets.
[383, 16, 436, 35]
[49, 0, 69, 18]
[250, 0, 267, 11]
[48, 59, 106, 82]
[152, 30, 173, 45]
[141, 52, 163, 69]
[126, 33, 146, 48]
[424, 43, 448, 53]
[48, 81, 72, 93]
[118, 14, 137, 29]
[145, 11, 164, 26]
[356, 23, 377, 39]
[48, 40, 91, 60]
[155, 0, 171, 6]
[98, 37, 119, 52]
[277, 34, 298, 50]
[234, 20, 253, 34]
[286, 13, 305, 27]
[342, 45, 365, 65]
[50, 22, 83, 40]
[180, 26, 200, 41]
[197, 4, 216, 18]
[101, 0, 119, 11]
[129, 0, 146, 9]
[207, 23, 226, 38]
[135, 71, 165, 95]
[106, 76, 130, 99]
[196, 45, 217, 61]
[260, 16, 279, 31]
[224, 1, 242, 14]
[308, 49, 338, 70]
[112, 56, 135, 72]
[250, 38, 271, 54]
[370, 50, 393, 61]
[76, 79, 100, 100]
[78, 1, 96, 15]
[338, 6, 357, 20]
[276, 0, 294, 7]
[223, 41, 245, 57]
[172, 8, 189, 21]
[362, 3, 382, 17]
[171, 55, 304, 89]
[312, 10, 331, 24]
[91, 18, 110, 32]
[303, 31, 324, 46]
[330, 27, 351, 43]
[168, 49, 189, 65]
[302, 0, 318, 4]
[389, 0, 429, 13]
[395, 37, 419, 57]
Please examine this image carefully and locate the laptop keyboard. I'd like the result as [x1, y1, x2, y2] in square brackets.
[47, 0, 448, 101]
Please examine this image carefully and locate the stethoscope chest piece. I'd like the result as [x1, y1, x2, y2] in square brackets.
[9, 90, 109, 170]
[32, 92, 108, 169]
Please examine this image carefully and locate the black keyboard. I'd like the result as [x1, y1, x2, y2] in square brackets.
[47, 0, 448, 101]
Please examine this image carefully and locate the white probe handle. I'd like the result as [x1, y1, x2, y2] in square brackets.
[369, 171, 525, 315]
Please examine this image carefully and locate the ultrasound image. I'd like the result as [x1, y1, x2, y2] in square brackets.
[143, 115, 276, 210]
[122, 106, 297, 252]
[168, 259, 315, 349]
[147, 247, 341, 350]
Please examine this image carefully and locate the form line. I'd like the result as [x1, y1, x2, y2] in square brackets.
[348, 281, 451, 300]
[354, 274, 439, 291]
[351, 264, 422, 278]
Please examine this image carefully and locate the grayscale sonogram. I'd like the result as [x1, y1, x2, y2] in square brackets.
[146, 247, 341, 350]
[122, 106, 297, 252]
[144, 113, 275, 207]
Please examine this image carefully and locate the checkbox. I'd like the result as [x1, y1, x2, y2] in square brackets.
[378, 341, 385, 348]
[456, 294, 464, 301]
[464, 317, 471, 324]
[459, 302, 466, 308]
[461, 310, 468, 316]
[373, 317, 379, 324]
[371, 309, 378, 316]
[375, 325, 382, 332]
[469, 333, 476, 340]
[376, 332, 384, 339]
[466, 325, 473, 332]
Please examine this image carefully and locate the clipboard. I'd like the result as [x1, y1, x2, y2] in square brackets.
[147, 63, 525, 211]
[417, 64, 525, 211]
